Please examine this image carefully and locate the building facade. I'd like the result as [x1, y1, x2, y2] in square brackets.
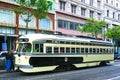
[0, 0, 55, 51]
[103, 0, 120, 56]
[55, 0, 103, 36]
[1, 0, 120, 54]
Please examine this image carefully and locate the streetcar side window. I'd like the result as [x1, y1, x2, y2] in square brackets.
[76, 48, 80, 53]
[71, 48, 75, 53]
[46, 46, 52, 53]
[100, 48, 102, 53]
[85, 48, 88, 53]
[54, 47, 59, 53]
[60, 47, 64, 54]
[33, 44, 43, 53]
[103, 49, 105, 53]
[81, 48, 84, 53]
[34, 44, 39, 52]
[90, 48, 92, 53]
[97, 48, 99, 53]
[93, 48, 96, 53]
[40, 44, 43, 53]
[66, 47, 70, 53]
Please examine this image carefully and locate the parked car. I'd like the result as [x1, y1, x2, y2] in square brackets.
[116, 56, 120, 60]
[0, 51, 8, 70]
[0, 51, 8, 57]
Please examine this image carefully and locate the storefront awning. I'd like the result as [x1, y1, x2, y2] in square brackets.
[0, 33, 19, 37]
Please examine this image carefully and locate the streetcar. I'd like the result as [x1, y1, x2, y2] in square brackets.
[15, 33, 114, 73]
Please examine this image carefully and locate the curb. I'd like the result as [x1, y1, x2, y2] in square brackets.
[0, 70, 6, 73]
[115, 60, 120, 62]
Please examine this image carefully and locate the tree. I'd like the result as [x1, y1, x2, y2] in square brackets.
[104, 26, 120, 39]
[14, 0, 52, 34]
[78, 18, 107, 38]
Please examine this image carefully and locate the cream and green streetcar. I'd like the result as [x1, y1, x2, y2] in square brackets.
[15, 34, 114, 73]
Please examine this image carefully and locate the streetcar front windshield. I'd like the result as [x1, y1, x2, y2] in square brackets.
[17, 43, 32, 52]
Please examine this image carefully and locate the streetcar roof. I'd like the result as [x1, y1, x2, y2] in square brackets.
[18, 34, 112, 44]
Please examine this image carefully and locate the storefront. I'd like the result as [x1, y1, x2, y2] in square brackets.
[0, 33, 19, 51]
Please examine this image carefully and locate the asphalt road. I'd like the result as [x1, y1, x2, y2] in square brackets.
[0, 61, 120, 80]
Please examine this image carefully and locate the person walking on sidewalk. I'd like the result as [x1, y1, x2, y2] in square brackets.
[10, 50, 15, 71]
[5, 50, 12, 72]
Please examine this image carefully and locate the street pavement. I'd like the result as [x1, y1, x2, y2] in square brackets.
[0, 60, 120, 73]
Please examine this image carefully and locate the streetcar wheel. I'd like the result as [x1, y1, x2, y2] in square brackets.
[54, 64, 76, 72]
[54, 66, 65, 72]
[100, 61, 107, 66]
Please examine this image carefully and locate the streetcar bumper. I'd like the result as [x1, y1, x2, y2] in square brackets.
[19, 65, 33, 68]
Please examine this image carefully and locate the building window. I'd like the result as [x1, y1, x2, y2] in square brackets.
[71, 4, 76, 14]
[58, 20, 82, 31]
[80, 23, 84, 26]
[81, 7, 86, 16]
[107, 10, 109, 17]
[59, 1, 66, 11]
[116, 3, 118, 7]
[19, 14, 35, 28]
[97, 13, 101, 20]
[97, 0, 101, 8]
[113, 12, 115, 19]
[39, 19, 51, 29]
[90, 0, 93, 6]
[0, 27, 15, 34]
[64, 21, 68, 29]
[49, 5, 53, 11]
[0, 9, 14, 24]
[75, 23, 79, 30]
[90, 10, 94, 18]
[81, 0, 85, 3]
[111, 1, 113, 5]
[118, 14, 120, 21]
[106, 0, 108, 3]
[58, 20, 63, 28]
[70, 22, 75, 30]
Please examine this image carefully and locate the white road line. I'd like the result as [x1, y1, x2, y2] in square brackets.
[114, 64, 120, 66]
[107, 76, 120, 80]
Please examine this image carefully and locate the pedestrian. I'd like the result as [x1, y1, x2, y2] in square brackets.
[10, 50, 15, 71]
[5, 50, 11, 72]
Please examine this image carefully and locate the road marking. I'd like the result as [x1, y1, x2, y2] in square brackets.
[114, 64, 120, 66]
[107, 76, 120, 80]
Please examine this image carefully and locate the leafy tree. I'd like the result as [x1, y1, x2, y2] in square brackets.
[79, 18, 107, 38]
[104, 26, 120, 39]
[14, 0, 52, 34]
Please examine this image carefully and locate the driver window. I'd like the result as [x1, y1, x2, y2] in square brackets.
[22, 43, 31, 52]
